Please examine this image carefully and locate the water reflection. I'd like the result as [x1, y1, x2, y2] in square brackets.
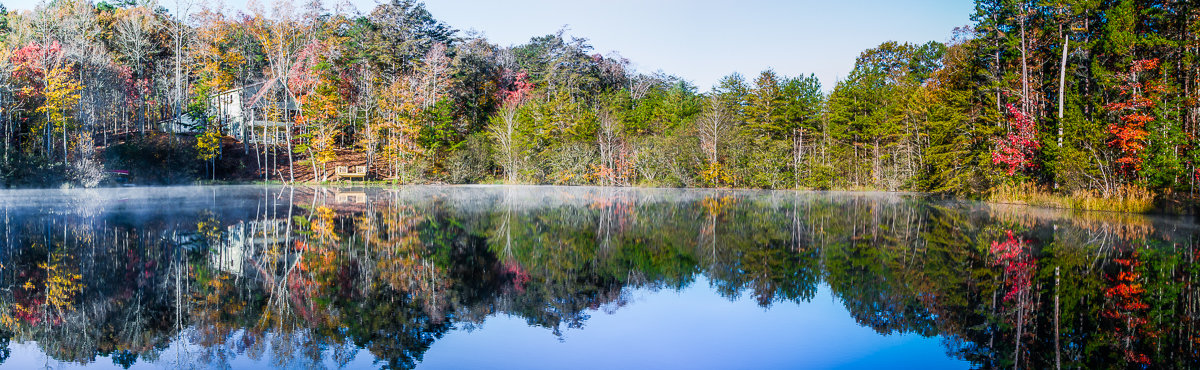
[0, 185, 1196, 369]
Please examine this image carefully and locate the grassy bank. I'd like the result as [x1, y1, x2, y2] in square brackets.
[987, 182, 1196, 214]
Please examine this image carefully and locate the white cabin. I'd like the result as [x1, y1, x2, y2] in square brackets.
[162, 80, 300, 145]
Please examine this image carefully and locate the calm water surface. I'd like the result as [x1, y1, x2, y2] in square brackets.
[0, 185, 1196, 369]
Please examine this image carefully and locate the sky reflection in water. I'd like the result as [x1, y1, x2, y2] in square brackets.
[0, 185, 1195, 369]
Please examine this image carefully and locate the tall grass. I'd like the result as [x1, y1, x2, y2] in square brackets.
[989, 182, 1156, 214]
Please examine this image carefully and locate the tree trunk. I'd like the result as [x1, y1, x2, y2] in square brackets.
[309, 146, 319, 182]
[1021, 13, 1030, 115]
[1055, 266, 1061, 370]
[1058, 33, 1069, 148]
[795, 130, 804, 188]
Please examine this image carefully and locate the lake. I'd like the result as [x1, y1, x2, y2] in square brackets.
[0, 185, 1196, 369]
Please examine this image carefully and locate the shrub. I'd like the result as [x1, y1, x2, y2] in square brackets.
[445, 133, 493, 184]
[104, 133, 201, 185]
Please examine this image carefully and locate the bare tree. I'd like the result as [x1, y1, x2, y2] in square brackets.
[696, 95, 731, 169]
[596, 108, 622, 186]
[489, 104, 519, 183]
[114, 9, 158, 76]
[415, 42, 450, 109]
[1056, 6, 1073, 149]
[169, 0, 196, 135]
[114, 8, 159, 134]
[354, 65, 380, 174]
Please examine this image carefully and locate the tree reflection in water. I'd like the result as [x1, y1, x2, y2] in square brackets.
[0, 186, 1197, 369]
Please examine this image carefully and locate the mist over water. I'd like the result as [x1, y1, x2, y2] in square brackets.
[0, 185, 1196, 369]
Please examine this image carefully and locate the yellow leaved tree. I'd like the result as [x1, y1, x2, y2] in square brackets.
[374, 79, 425, 182]
[297, 84, 344, 181]
[37, 66, 83, 161]
[196, 126, 222, 179]
[39, 250, 83, 316]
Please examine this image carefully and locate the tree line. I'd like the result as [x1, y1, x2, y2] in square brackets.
[0, 0, 1196, 203]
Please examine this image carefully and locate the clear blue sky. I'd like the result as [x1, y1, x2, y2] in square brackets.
[3, 0, 976, 91]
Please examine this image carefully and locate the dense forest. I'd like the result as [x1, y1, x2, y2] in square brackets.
[0, 0, 1196, 208]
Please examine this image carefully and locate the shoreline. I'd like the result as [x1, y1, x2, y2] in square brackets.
[7, 181, 1195, 217]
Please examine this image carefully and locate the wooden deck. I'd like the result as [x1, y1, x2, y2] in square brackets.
[335, 165, 367, 180]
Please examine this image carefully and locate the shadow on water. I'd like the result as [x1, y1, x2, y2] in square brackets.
[0, 185, 1197, 368]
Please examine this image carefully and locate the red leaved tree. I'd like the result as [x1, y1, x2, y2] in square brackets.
[1103, 251, 1153, 365]
[10, 41, 63, 103]
[991, 230, 1036, 303]
[499, 69, 534, 107]
[991, 230, 1038, 366]
[992, 104, 1042, 175]
[490, 69, 534, 183]
[1104, 59, 1165, 178]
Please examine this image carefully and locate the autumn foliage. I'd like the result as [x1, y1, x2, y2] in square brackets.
[500, 69, 534, 107]
[992, 104, 1041, 176]
[1103, 252, 1153, 365]
[9, 41, 62, 100]
[1105, 59, 1165, 178]
[990, 230, 1035, 302]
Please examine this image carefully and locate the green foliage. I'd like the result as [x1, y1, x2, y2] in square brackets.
[365, 0, 457, 75]
[445, 132, 491, 183]
[0, 0, 1193, 204]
